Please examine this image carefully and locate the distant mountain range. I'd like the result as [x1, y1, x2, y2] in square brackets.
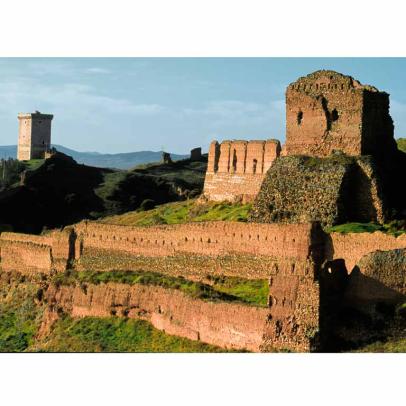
[0, 145, 189, 169]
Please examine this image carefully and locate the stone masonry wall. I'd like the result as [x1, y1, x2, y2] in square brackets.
[328, 231, 406, 272]
[17, 112, 53, 161]
[343, 249, 406, 312]
[1, 221, 405, 352]
[249, 154, 386, 227]
[0, 229, 73, 274]
[0, 232, 52, 274]
[203, 139, 281, 202]
[45, 283, 270, 352]
[75, 221, 314, 260]
[285, 70, 395, 159]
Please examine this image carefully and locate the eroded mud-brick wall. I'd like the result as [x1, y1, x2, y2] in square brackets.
[0, 229, 73, 274]
[203, 139, 281, 202]
[285, 70, 396, 159]
[0, 232, 53, 274]
[74, 220, 325, 352]
[45, 283, 270, 352]
[328, 231, 406, 272]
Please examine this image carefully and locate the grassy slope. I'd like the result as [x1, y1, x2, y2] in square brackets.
[327, 221, 405, 236]
[31, 316, 230, 353]
[0, 279, 232, 353]
[354, 337, 406, 353]
[0, 280, 45, 352]
[101, 199, 251, 226]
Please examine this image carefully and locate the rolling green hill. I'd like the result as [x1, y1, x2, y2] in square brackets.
[0, 152, 207, 234]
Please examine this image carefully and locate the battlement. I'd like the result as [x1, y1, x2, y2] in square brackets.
[204, 139, 281, 202]
[18, 112, 54, 120]
[288, 70, 380, 93]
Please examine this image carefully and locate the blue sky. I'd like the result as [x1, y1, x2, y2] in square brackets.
[0, 58, 405, 154]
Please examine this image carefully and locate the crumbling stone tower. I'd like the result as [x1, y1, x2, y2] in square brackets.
[250, 70, 406, 227]
[17, 111, 53, 161]
[285, 70, 396, 160]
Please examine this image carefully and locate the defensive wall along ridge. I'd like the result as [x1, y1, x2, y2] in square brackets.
[1, 221, 406, 351]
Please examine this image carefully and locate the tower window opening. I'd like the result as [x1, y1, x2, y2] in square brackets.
[253, 159, 258, 174]
[297, 111, 303, 125]
[232, 149, 237, 173]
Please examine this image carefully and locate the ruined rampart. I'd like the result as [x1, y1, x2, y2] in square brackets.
[45, 283, 270, 352]
[328, 231, 406, 272]
[1, 221, 405, 352]
[203, 139, 281, 202]
[75, 221, 315, 261]
[0, 228, 74, 274]
[0, 232, 52, 274]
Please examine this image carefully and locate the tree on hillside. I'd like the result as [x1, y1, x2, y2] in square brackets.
[0, 159, 25, 190]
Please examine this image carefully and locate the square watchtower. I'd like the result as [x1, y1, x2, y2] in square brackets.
[285, 70, 395, 160]
[17, 111, 53, 161]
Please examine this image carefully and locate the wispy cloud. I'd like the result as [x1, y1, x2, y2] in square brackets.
[86, 67, 111, 74]
[0, 80, 165, 117]
[182, 99, 284, 126]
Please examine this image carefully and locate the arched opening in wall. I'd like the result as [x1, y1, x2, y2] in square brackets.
[331, 108, 339, 121]
[253, 159, 258, 174]
[297, 111, 303, 125]
[232, 149, 237, 173]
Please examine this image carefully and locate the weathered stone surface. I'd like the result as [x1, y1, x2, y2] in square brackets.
[203, 139, 281, 202]
[1, 218, 405, 352]
[285, 70, 397, 160]
[345, 248, 406, 307]
[17, 111, 53, 161]
[44, 283, 270, 352]
[190, 147, 202, 161]
[329, 231, 406, 272]
[249, 154, 386, 227]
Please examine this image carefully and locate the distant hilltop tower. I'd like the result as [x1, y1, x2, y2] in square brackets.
[17, 111, 54, 161]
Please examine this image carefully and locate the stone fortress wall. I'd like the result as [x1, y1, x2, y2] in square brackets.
[1, 221, 405, 351]
[45, 283, 270, 352]
[203, 139, 281, 202]
[2, 70, 405, 352]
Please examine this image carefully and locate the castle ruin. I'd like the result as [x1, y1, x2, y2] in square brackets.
[203, 139, 281, 202]
[285, 70, 397, 160]
[17, 111, 53, 161]
[1, 70, 405, 352]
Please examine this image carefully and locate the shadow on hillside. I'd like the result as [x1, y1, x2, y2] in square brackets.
[318, 259, 406, 352]
[0, 153, 107, 234]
